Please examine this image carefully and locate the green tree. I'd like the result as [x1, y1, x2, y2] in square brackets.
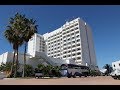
[43, 65, 53, 77]
[53, 66, 61, 77]
[0, 62, 19, 77]
[37, 64, 45, 70]
[4, 13, 24, 77]
[24, 64, 33, 77]
[103, 64, 113, 76]
[22, 18, 38, 77]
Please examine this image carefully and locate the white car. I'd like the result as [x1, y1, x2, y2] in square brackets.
[35, 73, 43, 78]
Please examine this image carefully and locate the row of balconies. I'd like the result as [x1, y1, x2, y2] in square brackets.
[62, 30, 80, 38]
[47, 35, 62, 42]
[63, 56, 81, 60]
[62, 23, 79, 32]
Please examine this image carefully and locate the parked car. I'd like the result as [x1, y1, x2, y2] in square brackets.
[35, 68, 44, 78]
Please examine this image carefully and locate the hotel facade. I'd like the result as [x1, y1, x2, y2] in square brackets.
[27, 17, 98, 69]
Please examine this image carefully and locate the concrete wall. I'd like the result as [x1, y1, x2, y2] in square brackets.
[86, 24, 97, 68]
[79, 19, 90, 66]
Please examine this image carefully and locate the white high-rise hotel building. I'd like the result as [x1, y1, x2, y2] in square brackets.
[28, 17, 97, 69]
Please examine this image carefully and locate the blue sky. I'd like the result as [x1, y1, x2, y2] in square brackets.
[0, 5, 120, 69]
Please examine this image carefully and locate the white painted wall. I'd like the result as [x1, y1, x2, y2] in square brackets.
[112, 61, 120, 70]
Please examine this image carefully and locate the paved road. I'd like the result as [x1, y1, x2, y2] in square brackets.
[0, 76, 120, 85]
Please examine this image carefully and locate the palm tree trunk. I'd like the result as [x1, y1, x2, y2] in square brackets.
[22, 42, 27, 77]
[14, 47, 18, 78]
[10, 50, 16, 78]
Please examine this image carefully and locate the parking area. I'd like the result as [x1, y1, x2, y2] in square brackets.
[0, 76, 120, 85]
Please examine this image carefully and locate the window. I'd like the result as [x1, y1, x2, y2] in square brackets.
[77, 48, 81, 50]
[72, 41, 75, 43]
[63, 51, 67, 54]
[63, 56, 66, 58]
[74, 23, 78, 26]
[68, 50, 71, 53]
[68, 42, 71, 44]
[72, 45, 76, 48]
[67, 31, 70, 33]
[114, 65, 115, 67]
[75, 31, 79, 34]
[70, 25, 74, 28]
[64, 40, 66, 42]
[75, 27, 79, 30]
[119, 63, 120, 66]
[71, 33, 74, 35]
[77, 52, 81, 55]
[63, 36, 66, 38]
[72, 37, 75, 39]
[77, 39, 80, 42]
[68, 38, 70, 41]
[66, 27, 69, 30]
[72, 49, 76, 52]
[68, 55, 71, 57]
[48, 43, 50, 45]
[64, 47, 67, 50]
[76, 35, 79, 38]
[71, 29, 74, 32]
[67, 34, 70, 37]
[77, 57, 81, 59]
[68, 47, 71, 49]
[64, 44, 66, 46]
[76, 44, 80, 46]
[51, 52, 53, 54]
[72, 58, 76, 60]
[72, 54, 75, 56]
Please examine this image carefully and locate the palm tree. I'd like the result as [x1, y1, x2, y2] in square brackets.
[24, 64, 33, 77]
[103, 64, 113, 76]
[4, 13, 24, 78]
[1, 62, 13, 77]
[22, 18, 38, 77]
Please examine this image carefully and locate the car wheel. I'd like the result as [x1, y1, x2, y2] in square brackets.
[113, 76, 117, 79]
[85, 75, 87, 77]
[117, 76, 120, 80]
[79, 75, 81, 77]
[67, 74, 71, 78]
[73, 74, 76, 78]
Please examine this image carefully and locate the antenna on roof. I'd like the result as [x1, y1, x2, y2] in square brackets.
[72, 16, 75, 20]
[65, 18, 69, 24]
